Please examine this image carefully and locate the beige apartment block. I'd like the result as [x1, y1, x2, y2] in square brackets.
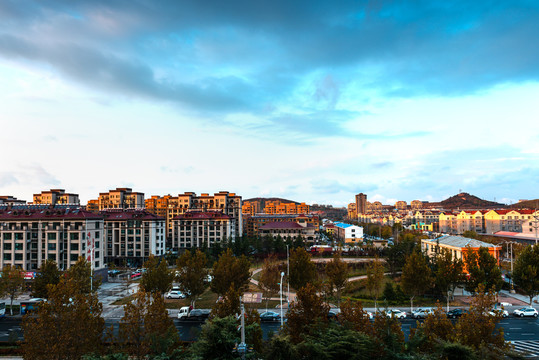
[171, 211, 235, 249]
[0, 207, 105, 272]
[88, 187, 145, 211]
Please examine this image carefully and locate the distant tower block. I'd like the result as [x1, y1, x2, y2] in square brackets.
[355, 193, 367, 215]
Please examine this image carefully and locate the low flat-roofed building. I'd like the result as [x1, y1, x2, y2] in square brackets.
[421, 235, 502, 272]
[333, 222, 363, 244]
[259, 221, 316, 242]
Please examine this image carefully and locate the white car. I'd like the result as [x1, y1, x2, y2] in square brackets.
[513, 307, 538, 318]
[412, 308, 434, 319]
[385, 309, 407, 319]
[488, 309, 508, 318]
[166, 290, 185, 299]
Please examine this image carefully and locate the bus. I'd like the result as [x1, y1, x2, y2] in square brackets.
[20, 298, 46, 315]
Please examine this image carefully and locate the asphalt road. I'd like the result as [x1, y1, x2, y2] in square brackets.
[1, 315, 537, 342]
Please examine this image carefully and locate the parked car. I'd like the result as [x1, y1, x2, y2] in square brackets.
[385, 309, 407, 319]
[513, 307, 539, 317]
[499, 302, 512, 307]
[260, 311, 281, 322]
[446, 308, 468, 319]
[412, 308, 434, 319]
[488, 309, 509, 318]
[165, 291, 185, 299]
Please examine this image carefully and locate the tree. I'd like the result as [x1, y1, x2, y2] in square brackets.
[140, 255, 175, 295]
[325, 252, 348, 306]
[385, 236, 416, 276]
[289, 247, 317, 290]
[119, 290, 180, 359]
[338, 299, 373, 335]
[512, 244, 539, 305]
[464, 247, 503, 294]
[365, 256, 385, 310]
[21, 277, 104, 360]
[401, 251, 432, 312]
[0, 265, 25, 315]
[176, 249, 209, 308]
[211, 284, 241, 318]
[462, 230, 478, 239]
[434, 248, 465, 302]
[258, 255, 281, 311]
[453, 284, 509, 352]
[285, 283, 329, 343]
[65, 257, 101, 294]
[32, 259, 61, 299]
[211, 248, 251, 296]
[411, 302, 455, 352]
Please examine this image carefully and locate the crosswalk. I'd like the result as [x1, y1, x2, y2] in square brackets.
[512, 341, 539, 357]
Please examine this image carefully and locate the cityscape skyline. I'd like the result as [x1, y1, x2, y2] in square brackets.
[1, 1, 538, 206]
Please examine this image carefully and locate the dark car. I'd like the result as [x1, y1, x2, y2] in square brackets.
[260, 311, 281, 322]
[446, 308, 468, 319]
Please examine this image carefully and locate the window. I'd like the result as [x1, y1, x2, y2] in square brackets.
[70, 254, 78, 261]
[3, 243, 11, 250]
[48, 243, 56, 251]
[15, 233, 23, 240]
[70, 233, 79, 240]
[3, 254, 11, 260]
[15, 243, 23, 251]
[3, 233, 12, 240]
[94, 241, 100, 248]
[15, 254, 23, 261]
[95, 232, 100, 239]
[70, 243, 79, 251]
[48, 254, 56, 261]
[47, 233, 56, 240]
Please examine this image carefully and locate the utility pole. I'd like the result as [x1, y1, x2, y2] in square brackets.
[237, 296, 246, 359]
[286, 244, 290, 309]
[280, 272, 284, 327]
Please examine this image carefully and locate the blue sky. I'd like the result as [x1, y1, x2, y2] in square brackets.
[1, 0, 538, 206]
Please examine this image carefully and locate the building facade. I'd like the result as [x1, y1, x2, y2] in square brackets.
[243, 214, 320, 242]
[0, 196, 26, 205]
[102, 209, 166, 267]
[355, 193, 367, 215]
[88, 188, 145, 211]
[258, 221, 316, 241]
[171, 211, 234, 249]
[0, 205, 104, 272]
[333, 222, 364, 244]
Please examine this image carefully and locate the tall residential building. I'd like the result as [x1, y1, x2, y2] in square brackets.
[88, 188, 145, 211]
[395, 200, 407, 211]
[347, 203, 357, 219]
[242, 201, 259, 216]
[171, 211, 235, 249]
[165, 191, 242, 243]
[101, 209, 166, 267]
[0, 206, 105, 273]
[145, 195, 173, 218]
[32, 189, 80, 205]
[355, 193, 367, 215]
[411, 200, 423, 210]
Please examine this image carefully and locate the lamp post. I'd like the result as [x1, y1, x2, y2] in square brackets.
[287, 244, 290, 309]
[280, 271, 284, 327]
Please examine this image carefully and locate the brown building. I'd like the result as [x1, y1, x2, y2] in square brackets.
[88, 188, 145, 211]
[171, 211, 234, 249]
[347, 203, 357, 219]
[243, 214, 320, 243]
[355, 193, 367, 215]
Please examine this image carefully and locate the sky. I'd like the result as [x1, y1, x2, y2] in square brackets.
[1, 0, 539, 207]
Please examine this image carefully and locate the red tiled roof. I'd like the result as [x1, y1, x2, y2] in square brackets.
[0, 208, 103, 220]
[260, 221, 303, 230]
[174, 211, 230, 220]
[100, 209, 165, 221]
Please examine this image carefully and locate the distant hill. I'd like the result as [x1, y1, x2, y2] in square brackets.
[509, 199, 539, 209]
[243, 197, 299, 209]
[437, 192, 505, 209]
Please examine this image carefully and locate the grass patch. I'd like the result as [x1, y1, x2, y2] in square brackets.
[112, 294, 135, 306]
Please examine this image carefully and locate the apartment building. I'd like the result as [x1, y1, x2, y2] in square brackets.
[171, 211, 234, 249]
[88, 188, 145, 211]
[0, 196, 26, 205]
[145, 195, 173, 218]
[0, 205, 105, 273]
[411, 200, 423, 210]
[165, 191, 242, 242]
[101, 209, 165, 267]
[395, 201, 407, 211]
[347, 203, 357, 219]
[32, 189, 80, 205]
[333, 222, 364, 244]
[258, 221, 316, 242]
[355, 193, 367, 215]
[241, 201, 259, 216]
[243, 214, 320, 242]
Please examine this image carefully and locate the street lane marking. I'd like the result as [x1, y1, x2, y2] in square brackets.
[509, 328, 522, 330]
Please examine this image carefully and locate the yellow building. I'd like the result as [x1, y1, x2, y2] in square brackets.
[411, 200, 423, 210]
[347, 203, 357, 219]
[33, 189, 80, 205]
[88, 187, 145, 211]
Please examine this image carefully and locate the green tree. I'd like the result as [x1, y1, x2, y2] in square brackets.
[210, 248, 251, 296]
[325, 252, 348, 306]
[21, 277, 104, 360]
[385, 236, 416, 276]
[32, 259, 61, 299]
[258, 255, 281, 311]
[0, 264, 25, 315]
[434, 248, 465, 301]
[464, 247, 503, 294]
[401, 251, 432, 312]
[286, 283, 329, 343]
[140, 255, 175, 295]
[512, 244, 539, 305]
[289, 247, 317, 290]
[365, 257, 384, 310]
[176, 249, 209, 308]
[462, 230, 478, 239]
[65, 257, 102, 294]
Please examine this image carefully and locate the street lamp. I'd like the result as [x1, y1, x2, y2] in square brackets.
[280, 271, 285, 327]
[287, 245, 290, 309]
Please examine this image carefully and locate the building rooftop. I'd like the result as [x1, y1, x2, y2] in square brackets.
[174, 211, 230, 220]
[425, 235, 500, 248]
[0, 207, 103, 220]
[101, 209, 165, 221]
[260, 221, 304, 230]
